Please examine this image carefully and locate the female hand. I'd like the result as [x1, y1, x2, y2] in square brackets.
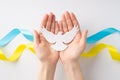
[34, 13, 59, 64]
[59, 11, 88, 64]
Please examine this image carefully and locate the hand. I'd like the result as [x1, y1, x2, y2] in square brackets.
[33, 13, 59, 65]
[59, 11, 88, 64]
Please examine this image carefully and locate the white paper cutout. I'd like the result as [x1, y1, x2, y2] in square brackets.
[40, 25, 79, 51]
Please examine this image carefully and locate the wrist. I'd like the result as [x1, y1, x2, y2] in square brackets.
[62, 60, 83, 80]
[38, 57, 58, 66]
[38, 62, 57, 80]
[62, 60, 80, 68]
[40, 62, 57, 69]
[61, 58, 80, 65]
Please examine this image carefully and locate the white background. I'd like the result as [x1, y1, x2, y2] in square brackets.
[0, 0, 120, 80]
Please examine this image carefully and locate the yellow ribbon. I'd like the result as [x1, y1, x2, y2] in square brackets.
[81, 43, 120, 61]
[0, 43, 120, 62]
[0, 44, 35, 61]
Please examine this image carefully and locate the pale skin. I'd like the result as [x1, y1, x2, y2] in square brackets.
[33, 11, 88, 80]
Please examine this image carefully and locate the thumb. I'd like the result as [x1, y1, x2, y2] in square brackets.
[39, 32, 47, 43]
[33, 30, 40, 46]
[79, 29, 88, 46]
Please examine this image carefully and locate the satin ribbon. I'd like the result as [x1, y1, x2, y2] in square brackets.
[0, 27, 120, 47]
[0, 43, 120, 61]
[0, 28, 33, 47]
[81, 43, 120, 61]
[87, 27, 120, 43]
[0, 44, 35, 61]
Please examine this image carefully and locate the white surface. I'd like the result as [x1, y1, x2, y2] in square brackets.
[0, 0, 120, 80]
[40, 26, 79, 51]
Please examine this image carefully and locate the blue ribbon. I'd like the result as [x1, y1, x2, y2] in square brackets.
[0, 27, 119, 47]
[87, 27, 120, 43]
[0, 28, 33, 47]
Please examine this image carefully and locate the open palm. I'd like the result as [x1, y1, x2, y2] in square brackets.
[34, 13, 59, 64]
[59, 12, 88, 63]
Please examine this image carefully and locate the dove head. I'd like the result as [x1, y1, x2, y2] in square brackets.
[57, 32, 63, 35]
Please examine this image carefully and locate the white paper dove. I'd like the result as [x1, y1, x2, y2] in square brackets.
[40, 25, 79, 51]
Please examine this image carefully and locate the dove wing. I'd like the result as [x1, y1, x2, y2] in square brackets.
[40, 27, 57, 43]
[63, 25, 79, 43]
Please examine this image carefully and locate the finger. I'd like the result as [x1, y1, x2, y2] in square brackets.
[79, 29, 88, 46]
[70, 12, 79, 26]
[33, 30, 40, 46]
[62, 14, 68, 33]
[65, 11, 73, 31]
[46, 13, 53, 31]
[41, 14, 48, 28]
[72, 32, 81, 43]
[51, 15, 55, 33]
[55, 21, 59, 34]
[70, 12, 81, 33]
[59, 21, 64, 34]
[39, 31, 47, 43]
